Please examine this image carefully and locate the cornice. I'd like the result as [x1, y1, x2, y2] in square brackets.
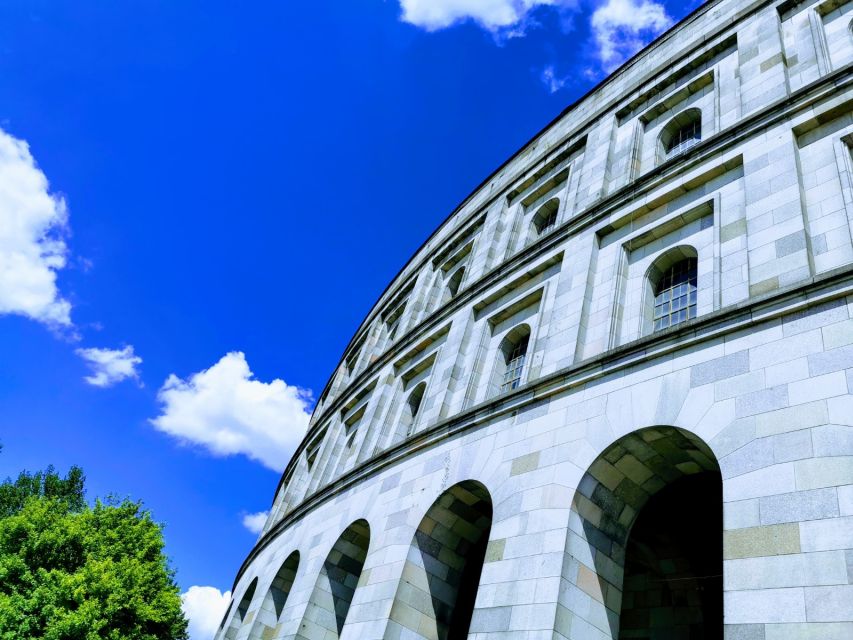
[292, 66, 853, 479]
[308, 0, 771, 409]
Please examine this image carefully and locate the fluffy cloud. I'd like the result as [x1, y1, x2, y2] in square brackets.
[242, 510, 269, 535]
[150, 352, 312, 471]
[540, 65, 569, 93]
[398, 0, 672, 76]
[182, 586, 231, 640]
[590, 0, 672, 70]
[76, 345, 143, 387]
[398, 0, 566, 32]
[0, 127, 71, 327]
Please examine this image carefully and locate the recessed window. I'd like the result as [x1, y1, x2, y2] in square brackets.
[652, 257, 697, 331]
[400, 382, 426, 437]
[446, 267, 465, 299]
[500, 332, 530, 393]
[659, 108, 702, 162]
[305, 428, 326, 471]
[532, 198, 560, 238]
[385, 302, 406, 341]
[406, 383, 425, 420]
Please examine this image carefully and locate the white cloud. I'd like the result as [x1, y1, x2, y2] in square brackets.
[398, 0, 567, 32]
[76, 345, 142, 387]
[0, 127, 71, 327]
[590, 0, 672, 71]
[539, 65, 569, 93]
[151, 351, 312, 471]
[242, 510, 269, 535]
[182, 586, 231, 640]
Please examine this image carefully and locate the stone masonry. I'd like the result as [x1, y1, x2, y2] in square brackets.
[216, 0, 853, 637]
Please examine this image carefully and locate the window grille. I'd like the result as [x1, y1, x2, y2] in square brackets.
[536, 208, 558, 235]
[665, 119, 701, 158]
[653, 258, 697, 331]
[533, 199, 560, 238]
[501, 335, 529, 393]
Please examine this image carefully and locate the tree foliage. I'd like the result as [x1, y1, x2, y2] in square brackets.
[0, 465, 85, 519]
[0, 460, 188, 640]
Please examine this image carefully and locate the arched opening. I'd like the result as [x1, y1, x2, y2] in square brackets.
[561, 427, 722, 639]
[247, 551, 300, 639]
[222, 577, 258, 640]
[645, 246, 698, 333]
[400, 382, 426, 437]
[531, 197, 560, 239]
[297, 519, 370, 639]
[621, 472, 722, 638]
[385, 480, 493, 640]
[659, 108, 702, 162]
[496, 324, 531, 394]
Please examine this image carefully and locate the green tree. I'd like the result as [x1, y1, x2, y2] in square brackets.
[0, 464, 85, 518]
[0, 462, 188, 640]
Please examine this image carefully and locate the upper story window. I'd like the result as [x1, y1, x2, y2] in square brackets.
[401, 382, 426, 436]
[345, 335, 366, 375]
[446, 267, 465, 300]
[385, 302, 406, 340]
[652, 257, 697, 331]
[532, 198, 560, 238]
[659, 108, 702, 162]
[499, 326, 530, 393]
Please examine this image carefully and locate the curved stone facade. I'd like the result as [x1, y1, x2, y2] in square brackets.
[217, 0, 853, 637]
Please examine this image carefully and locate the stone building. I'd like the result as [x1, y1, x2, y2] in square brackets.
[216, 0, 853, 637]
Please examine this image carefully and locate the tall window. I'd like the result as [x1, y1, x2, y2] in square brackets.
[659, 109, 702, 162]
[402, 382, 426, 437]
[501, 333, 529, 393]
[532, 198, 560, 238]
[446, 267, 465, 300]
[652, 257, 697, 331]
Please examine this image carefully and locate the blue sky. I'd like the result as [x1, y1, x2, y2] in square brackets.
[0, 0, 697, 637]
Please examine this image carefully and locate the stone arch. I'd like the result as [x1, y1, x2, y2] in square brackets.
[560, 426, 722, 639]
[384, 480, 493, 640]
[247, 550, 300, 639]
[220, 577, 258, 640]
[297, 519, 370, 639]
[658, 108, 702, 163]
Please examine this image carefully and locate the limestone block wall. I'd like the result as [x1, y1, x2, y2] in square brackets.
[216, 0, 853, 637]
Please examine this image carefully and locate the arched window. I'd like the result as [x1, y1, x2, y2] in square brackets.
[659, 109, 702, 162]
[651, 254, 697, 331]
[532, 198, 560, 238]
[446, 266, 465, 300]
[400, 382, 426, 437]
[499, 326, 531, 393]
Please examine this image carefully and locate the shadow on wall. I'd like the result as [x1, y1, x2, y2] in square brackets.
[298, 519, 370, 639]
[566, 426, 722, 639]
[386, 480, 493, 640]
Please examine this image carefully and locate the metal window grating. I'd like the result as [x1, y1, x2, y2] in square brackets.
[537, 208, 558, 235]
[501, 335, 529, 392]
[653, 258, 697, 331]
[665, 119, 701, 158]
